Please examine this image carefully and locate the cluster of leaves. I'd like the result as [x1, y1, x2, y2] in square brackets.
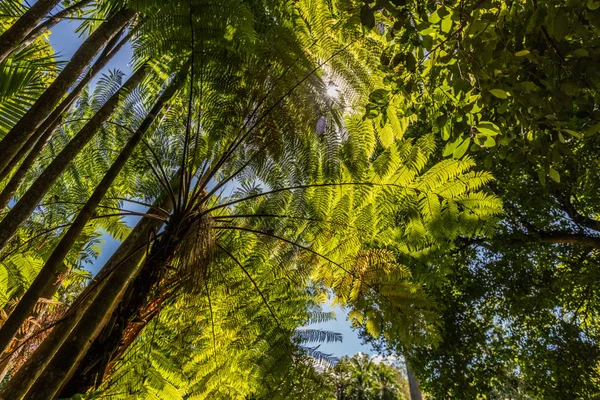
[252, 353, 410, 400]
[345, 1, 600, 397]
[408, 242, 600, 398]
[0, 1, 58, 136]
[393, 95, 600, 399]
[360, 0, 600, 184]
[332, 353, 410, 400]
[6, 0, 600, 398]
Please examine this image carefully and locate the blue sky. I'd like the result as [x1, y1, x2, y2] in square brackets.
[48, 19, 374, 359]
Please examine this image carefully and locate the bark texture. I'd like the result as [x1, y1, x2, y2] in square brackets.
[0, 8, 135, 175]
[2, 67, 188, 400]
[15, 0, 93, 53]
[0, 28, 134, 201]
[60, 221, 182, 397]
[0, 194, 171, 399]
[407, 365, 423, 400]
[0, 66, 147, 254]
[0, 0, 62, 64]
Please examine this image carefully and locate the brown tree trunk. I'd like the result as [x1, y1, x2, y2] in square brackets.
[0, 66, 147, 253]
[0, 0, 62, 64]
[0, 349, 17, 383]
[15, 0, 93, 53]
[60, 222, 182, 397]
[0, 27, 134, 200]
[0, 126, 54, 210]
[0, 8, 135, 175]
[0, 192, 173, 399]
[0, 60, 157, 355]
[0, 66, 188, 400]
[0, 275, 65, 384]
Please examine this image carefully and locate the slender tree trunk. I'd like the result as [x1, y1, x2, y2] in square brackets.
[0, 8, 135, 175]
[0, 280, 62, 384]
[0, 67, 188, 400]
[60, 223, 182, 397]
[0, 192, 173, 399]
[0, 20, 132, 184]
[0, 126, 54, 210]
[0, 68, 152, 358]
[0, 0, 62, 64]
[406, 364, 423, 400]
[15, 0, 93, 53]
[0, 27, 134, 199]
[0, 65, 148, 358]
[0, 66, 147, 253]
[0, 348, 16, 383]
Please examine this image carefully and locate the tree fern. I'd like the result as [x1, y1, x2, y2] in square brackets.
[0, 1, 505, 398]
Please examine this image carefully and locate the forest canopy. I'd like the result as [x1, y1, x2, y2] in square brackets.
[0, 0, 598, 398]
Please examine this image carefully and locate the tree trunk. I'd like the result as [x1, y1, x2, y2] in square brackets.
[0, 0, 62, 64]
[406, 364, 423, 400]
[15, 0, 93, 53]
[0, 70, 150, 358]
[0, 192, 173, 399]
[0, 65, 148, 357]
[0, 67, 188, 400]
[0, 27, 134, 198]
[0, 126, 54, 210]
[60, 223, 182, 397]
[0, 349, 16, 383]
[0, 278, 64, 384]
[0, 8, 135, 175]
[0, 66, 147, 253]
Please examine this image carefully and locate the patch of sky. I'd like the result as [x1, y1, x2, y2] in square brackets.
[310, 301, 376, 358]
[48, 6, 133, 86]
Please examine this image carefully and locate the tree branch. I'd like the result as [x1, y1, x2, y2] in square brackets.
[465, 230, 600, 248]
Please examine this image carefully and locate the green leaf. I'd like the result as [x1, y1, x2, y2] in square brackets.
[484, 154, 493, 169]
[365, 316, 381, 338]
[360, 5, 375, 29]
[429, 10, 441, 24]
[588, 0, 600, 10]
[551, 146, 562, 163]
[489, 89, 508, 99]
[584, 123, 600, 136]
[437, 6, 450, 18]
[436, 115, 448, 128]
[443, 136, 463, 157]
[551, 10, 568, 40]
[549, 167, 560, 183]
[476, 122, 502, 136]
[364, 108, 380, 119]
[484, 136, 496, 147]
[562, 129, 582, 138]
[571, 48, 589, 57]
[405, 52, 417, 72]
[369, 89, 390, 105]
[538, 169, 547, 185]
[453, 138, 471, 158]
[561, 82, 580, 97]
[441, 17, 452, 33]
[441, 124, 451, 140]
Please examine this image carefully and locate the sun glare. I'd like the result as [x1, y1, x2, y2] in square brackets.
[326, 85, 339, 99]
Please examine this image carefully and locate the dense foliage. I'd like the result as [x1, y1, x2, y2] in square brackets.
[0, 0, 598, 399]
[354, 0, 600, 398]
[333, 354, 410, 400]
